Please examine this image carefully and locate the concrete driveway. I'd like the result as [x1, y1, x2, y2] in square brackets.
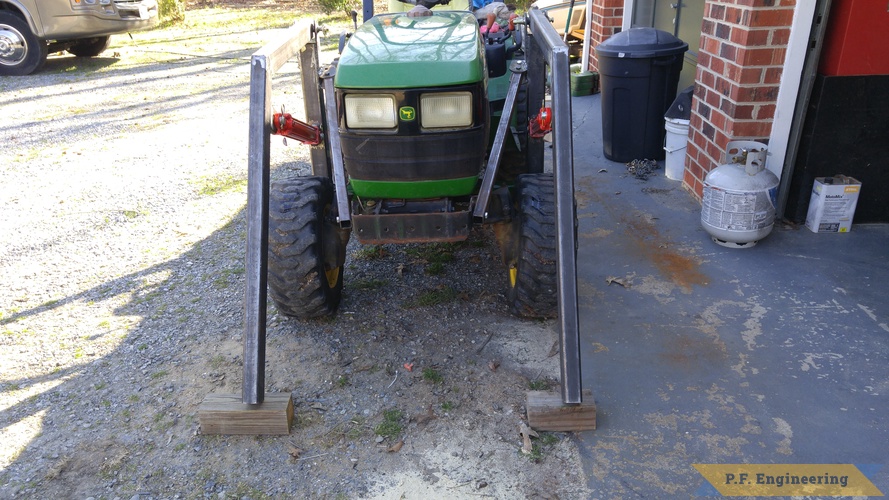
[569, 93, 889, 496]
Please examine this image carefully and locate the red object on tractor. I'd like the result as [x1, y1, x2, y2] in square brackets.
[272, 112, 322, 145]
[530, 107, 552, 138]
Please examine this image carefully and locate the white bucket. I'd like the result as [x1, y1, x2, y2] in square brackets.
[664, 118, 690, 181]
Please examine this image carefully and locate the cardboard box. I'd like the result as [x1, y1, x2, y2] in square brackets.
[805, 175, 862, 233]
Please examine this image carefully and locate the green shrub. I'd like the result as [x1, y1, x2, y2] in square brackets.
[318, 0, 357, 16]
[158, 0, 185, 25]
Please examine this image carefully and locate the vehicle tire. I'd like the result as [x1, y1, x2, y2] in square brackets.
[506, 173, 557, 318]
[68, 36, 111, 57]
[268, 176, 350, 319]
[0, 11, 48, 76]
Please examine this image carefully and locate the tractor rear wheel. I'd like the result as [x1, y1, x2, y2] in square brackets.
[268, 176, 349, 318]
[506, 173, 557, 318]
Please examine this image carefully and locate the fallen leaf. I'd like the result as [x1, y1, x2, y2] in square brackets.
[488, 359, 500, 372]
[519, 423, 538, 454]
[403, 362, 414, 372]
[591, 342, 609, 353]
[310, 402, 327, 411]
[287, 444, 303, 459]
[387, 440, 404, 453]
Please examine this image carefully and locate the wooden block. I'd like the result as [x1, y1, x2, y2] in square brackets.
[526, 390, 596, 432]
[199, 393, 293, 435]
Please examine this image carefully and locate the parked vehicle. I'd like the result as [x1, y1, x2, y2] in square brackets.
[0, 0, 158, 75]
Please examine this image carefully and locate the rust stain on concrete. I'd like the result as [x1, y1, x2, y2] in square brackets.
[623, 211, 709, 292]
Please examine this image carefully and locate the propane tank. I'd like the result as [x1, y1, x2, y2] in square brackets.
[700, 141, 779, 248]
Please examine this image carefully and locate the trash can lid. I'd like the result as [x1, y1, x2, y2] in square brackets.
[665, 85, 695, 120]
[595, 27, 689, 59]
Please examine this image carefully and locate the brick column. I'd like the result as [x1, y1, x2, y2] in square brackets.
[684, 0, 795, 199]
[586, 0, 623, 71]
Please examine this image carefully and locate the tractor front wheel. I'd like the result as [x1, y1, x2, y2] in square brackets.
[506, 173, 557, 318]
[268, 176, 349, 319]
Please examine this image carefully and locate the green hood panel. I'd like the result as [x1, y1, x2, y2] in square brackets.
[336, 12, 485, 89]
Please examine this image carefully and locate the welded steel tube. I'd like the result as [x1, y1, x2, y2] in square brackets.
[528, 10, 582, 405]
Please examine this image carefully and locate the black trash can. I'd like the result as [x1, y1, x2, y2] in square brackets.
[596, 28, 688, 162]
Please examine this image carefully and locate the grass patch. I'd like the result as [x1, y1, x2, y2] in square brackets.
[524, 443, 543, 462]
[405, 286, 458, 308]
[344, 416, 366, 440]
[426, 262, 445, 275]
[212, 266, 245, 289]
[528, 379, 551, 391]
[406, 243, 457, 264]
[353, 245, 386, 260]
[407, 243, 457, 275]
[422, 368, 443, 384]
[374, 409, 403, 439]
[209, 354, 226, 369]
[183, 7, 312, 33]
[440, 401, 455, 411]
[539, 432, 560, 446]
[523, 432, 560, 463]
[351, 278, 388, 290]
[196, 174, 247, 196]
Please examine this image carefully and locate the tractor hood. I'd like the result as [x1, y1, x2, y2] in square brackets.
[335, 12, 485, 89]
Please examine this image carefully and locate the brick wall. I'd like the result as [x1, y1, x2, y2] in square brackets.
[684, 0, 796, 198]
[586, 0, 623, 71]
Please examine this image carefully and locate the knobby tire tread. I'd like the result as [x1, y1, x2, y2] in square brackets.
[267, 176, 342, 318]
[509, 173, 557, 318]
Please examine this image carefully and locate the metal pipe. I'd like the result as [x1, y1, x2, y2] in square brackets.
[526, 18, 546, 174]
[474, 62, 526, 221]
[581, 0, 592, 71]
[242, 21, 317, 405]
[529, 10, 583, 405]
[322, 71, 352, 228]
[298, 31, 330, 178]
[244, 54, 271, 406]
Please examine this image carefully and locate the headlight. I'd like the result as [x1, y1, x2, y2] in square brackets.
[420, 92, 473, 129]
[344, 95, 397, 129]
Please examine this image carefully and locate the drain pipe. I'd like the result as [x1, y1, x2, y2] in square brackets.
[580, 0, 592, 71]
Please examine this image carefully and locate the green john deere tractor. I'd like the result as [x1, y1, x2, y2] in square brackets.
[266, 2, 556, 321]
[239, 1, 585, 411]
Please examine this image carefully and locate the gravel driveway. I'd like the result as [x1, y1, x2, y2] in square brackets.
[1, 7, 591, 499]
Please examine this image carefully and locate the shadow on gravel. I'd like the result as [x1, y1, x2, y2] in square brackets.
[41, 55, 120, 74]
[0, 171, 539, 497]
[0, 200, 250, 496]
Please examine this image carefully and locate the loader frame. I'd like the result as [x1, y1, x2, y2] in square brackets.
[199, 9, 591, 435]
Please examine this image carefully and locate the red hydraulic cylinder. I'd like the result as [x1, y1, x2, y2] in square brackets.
[272, 112, 323, 146]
